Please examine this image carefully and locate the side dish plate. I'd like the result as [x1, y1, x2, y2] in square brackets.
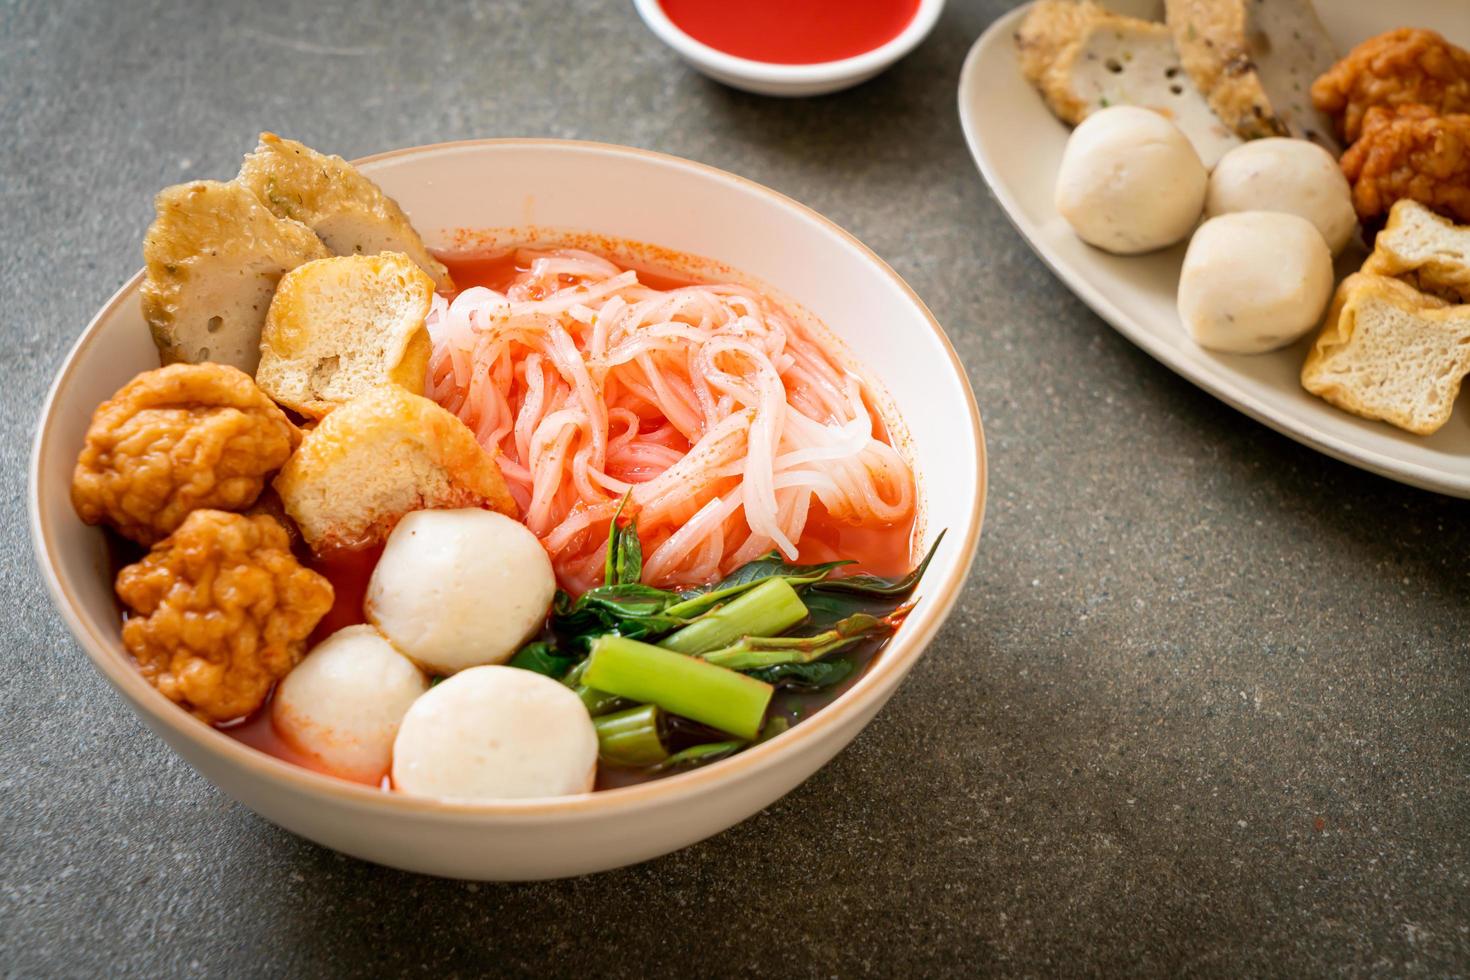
[958, 0, 1470, 498]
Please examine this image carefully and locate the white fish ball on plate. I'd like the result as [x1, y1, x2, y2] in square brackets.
[1053, 105, 1208, 254]
[1177, 212, 1334, 354]
[272, 625, 428, 784]
[1205, 138, 1356, 255]
[391, 665, 598, 802]
[366, 508, 556, 675]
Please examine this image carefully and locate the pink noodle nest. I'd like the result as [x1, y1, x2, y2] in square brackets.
[426, 249, 915, 593]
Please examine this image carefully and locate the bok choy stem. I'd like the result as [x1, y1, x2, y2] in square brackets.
[593, 704, 668, 766]
[583, 636, 774, 740]
[698, 611, 897, 670]
[659, 578, 808, 655]
[576, 685, 632, 717]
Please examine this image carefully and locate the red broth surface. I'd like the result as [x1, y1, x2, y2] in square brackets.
[212, 247, 917, 789]
[658, 0, 919, 65]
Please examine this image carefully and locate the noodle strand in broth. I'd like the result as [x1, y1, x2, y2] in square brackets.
[426, 249, 914, 592]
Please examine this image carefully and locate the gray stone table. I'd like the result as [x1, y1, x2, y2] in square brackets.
[3, 0, 1467, 975]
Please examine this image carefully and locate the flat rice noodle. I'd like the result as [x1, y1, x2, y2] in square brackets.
[427, 248, 915, 592]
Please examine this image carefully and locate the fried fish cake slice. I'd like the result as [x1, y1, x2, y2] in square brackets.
[1015, 0, 1241, 166]
[238, 133, 453, 292]
[1165, 0, 1340, 149]
[141, 180, 331, 373]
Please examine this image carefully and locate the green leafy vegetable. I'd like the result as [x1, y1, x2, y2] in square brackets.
[666, 553, 851, 619]
[649, 740, 746, 773]
[550, 584, 687, 652]
[757, 716, 791, 742]
[594, 704, 668, 766]
[508, 641, 577, 679]
[660, 578, 809, 655]
[798, 589, 895, 633]
[583, 635, 774, 740]
[698, 611, 900, 670]
[747, 658, 855, 691]
[504, 519, 947, 775]
[604, 493, 642, 587]
[575, 684, 632, 717]
[807, 530, 945, 598]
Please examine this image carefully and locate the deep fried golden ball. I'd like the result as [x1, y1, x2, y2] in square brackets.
[1312, 28, 1470, 143]
[1339, 105, 1470, 226]
[116, 510, 333, 723]
[72, 363, 299, 545]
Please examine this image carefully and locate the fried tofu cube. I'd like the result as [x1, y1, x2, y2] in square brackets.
[274, 386, 517, 553]
[256, 253, 434, 420]
[1301, 273, 1470, 435]
[1362, 199, 1470, 304]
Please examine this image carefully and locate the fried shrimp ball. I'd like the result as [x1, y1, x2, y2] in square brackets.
[1311, 29, 1470, 143]
[72, 363, 299, 545]
[1339, 105, 1470, 226]
[115, 510, 333, 723]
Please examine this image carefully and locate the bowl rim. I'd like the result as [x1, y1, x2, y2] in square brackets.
[29, 137, 986, 819]
[631, 0, 945, 84]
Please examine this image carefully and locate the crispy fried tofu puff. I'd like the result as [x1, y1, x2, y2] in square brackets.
[1301, 273, 1470, 436]
[274, 386, 518, 554]
[1311, 28, 1470, 144]
[72, 363, 300, 546]
[238, 133, 453, 292]
[115, 510, 333, 723]
[255, 253, 434, 420]
[1362, 200, 1470, 304]
[141, 180, 331, 374]
[1339, 105, 1470, 226]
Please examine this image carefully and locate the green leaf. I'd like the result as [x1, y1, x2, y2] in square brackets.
[550, 584, 687, 652]
[808, 530, 945, 598]
[703, 552, 853, 593]
[757, 716, 791, 742]
[604, 493, 642, 586]
[614, 528, 642, 586]
[508, 641, 577, 680]
[747, 658, 854, 691]
[569, 584, 678, 616]
[649, 740, 745, 773]
[798, 589, 896, 633]
[665, 552, 852, 619]
[699, 612, 893, 670]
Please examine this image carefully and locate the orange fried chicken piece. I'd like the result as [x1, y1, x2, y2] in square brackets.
[1339, 105, 1470, 226]
[1312, 28, 1470, 143]
[116, 510, 333, 722]
[72, 363, 299, 545]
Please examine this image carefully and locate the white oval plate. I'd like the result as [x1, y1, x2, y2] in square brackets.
[959, 1, 1470, 498]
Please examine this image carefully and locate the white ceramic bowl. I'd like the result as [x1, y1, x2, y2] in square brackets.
[29, 139, 986, 880]
[633, 0, 945, 97]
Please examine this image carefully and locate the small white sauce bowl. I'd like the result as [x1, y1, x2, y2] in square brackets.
[633, 0, 946, 97]
[30, 139, 985, 880]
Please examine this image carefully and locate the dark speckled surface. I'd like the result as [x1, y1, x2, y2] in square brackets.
[3, 0, 1468, 975]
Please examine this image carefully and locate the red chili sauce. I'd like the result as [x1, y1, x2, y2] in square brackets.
[658, 0, 920, 65]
